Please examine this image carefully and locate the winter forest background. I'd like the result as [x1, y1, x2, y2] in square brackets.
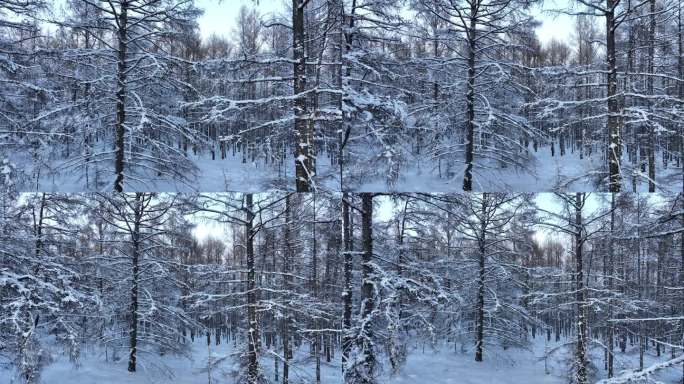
[3, 0, 684, 383]
[2, 0, 684, 192]
[1, 191, 684, 384]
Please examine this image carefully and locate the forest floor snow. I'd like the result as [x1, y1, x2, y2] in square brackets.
[380, 147, 683, 193]
[2, 335, 683, 384]
[11, 149, 293, 192]
[10, 145, 684, 192]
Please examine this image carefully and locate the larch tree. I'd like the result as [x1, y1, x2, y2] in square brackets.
[416, 0, 539, 191]
[92, 193, 195, 372]
[0, 192, 96, 384]
[61, 0, 202, 191]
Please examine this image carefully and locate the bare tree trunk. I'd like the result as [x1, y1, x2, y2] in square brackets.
[245, 194, 260, 384]
[626, 22, 637, 192]
[33, 193, 45, 262]
[360, 193, 375, 380]
[338, 0, 355, 193]
[679, 1, 684, 196]
[608, 193, 615, 377]
[575, 193, 588, 384]
[475, 194, 486, 362]
[114, 1, 128, 192]
[606, 0, 621, 192]
[293, 0, 313, 191]
[312, 194, 321, 384]
[680, 193, 684, 384]
[680, 26, 684, 372]
[341, 192, 353, 373]
[127, 193, 142, 372]
[647, 0, 656, 191]
[636, 200, 645, 372]
[463, 5, 477, 191]
[283, 194, 292, 384]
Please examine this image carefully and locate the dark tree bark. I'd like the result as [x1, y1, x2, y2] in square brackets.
[475, 194, 486, 362]
[283, 194, 292, 384]
[606, 0, 621, 192]
[245, 194, 260, 384]
[311, 193, 321, 384]
[341, 192, 353, 373]
[359, 193, 375, 380]
[114, 1, 128, 192]
[463, 1, 477, 191]
[647, 0, 656, 192]
[680, 2, 684, 195]
[608, 193, 615, 377]
[32, 193, 45, 262]
[293, 0, 314, 191]
[127, 193, 142, 372]
[575, 193, 588, 384]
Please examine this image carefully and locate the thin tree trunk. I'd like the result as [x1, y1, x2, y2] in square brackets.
[475, 194, 486, 362]
[338, 0, 355, 193]
[245, 194, 260, 384]
[637, 200, 645, 371]
[606, 0, 621, 192]
[647, 0, 657, 191]
[127, 193, 142, 372]
[283, 194, 292, 384]
[608, 193, 615, 377]
[341, 192, 353, 373]
[575, 193, 588, 384]
[114, 2, 128, 192]
[360, 193, 375, 379]
[312, 194, 321, 384]
[34, 193, 45, 258]
[463, 5, 477, 191]
[293, 0, 313, 191]
[679, 1, 684, 197]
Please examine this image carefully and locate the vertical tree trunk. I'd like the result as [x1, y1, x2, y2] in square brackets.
[606, 0, 621, 192]
[360, 193, 375, 380]
[636, 200, 645, 371]
[627, 22, 637, 192]
[389, 201, 408, 372]
[33, 193, 46, 269]
[575, 193, 588, 384]
[463, 6, 477, 191]
[475, 194, 486, 362]
[312, 194, 321, 384]
[608, 193, 615, 377]
[245, 194, 260, 384]
[128, 193, 142, 372]
[338, 0, 355, 193]
[283, 194, 292, 384]
[293, 0, 313, 191]
[679, 2, 684, 195]
[341, 192, 353, 373]
[647, 0, 657, 191]
[114, 2, 128, 192]
[680, 49, 684, 376]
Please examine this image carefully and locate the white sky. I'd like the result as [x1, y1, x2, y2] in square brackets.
[47, 0, 575, 46]
[532, 0, 575, 45]
[194, 0, 281, 39]
[195, 0, 574, 45]
[191, 193, 395, 242]
[192, 193, 584, 246]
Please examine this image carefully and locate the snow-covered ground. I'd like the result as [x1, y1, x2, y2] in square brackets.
[379, 148, 683, 193]
[2, 336, 682, 383]
[10, 145, 683, 192]
[11, 150, 294, 192]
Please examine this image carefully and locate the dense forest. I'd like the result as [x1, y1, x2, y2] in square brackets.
[2, 0, 684, 192]
[3, 0, 684, 383]
[1, 191, 683, 383]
